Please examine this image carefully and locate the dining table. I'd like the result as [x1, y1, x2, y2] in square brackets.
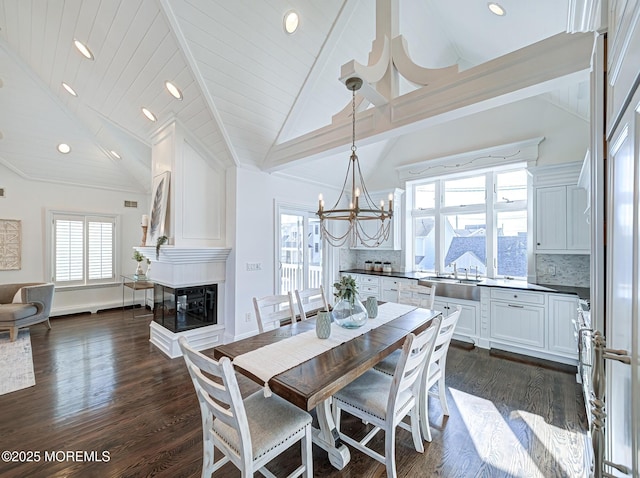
[212, 302, 441, 470]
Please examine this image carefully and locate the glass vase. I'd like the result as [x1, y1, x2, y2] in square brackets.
[331, 297, 368, 329]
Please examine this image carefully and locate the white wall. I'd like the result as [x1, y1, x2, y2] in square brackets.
[366, 96, 589, 190]
[0, 163, 148, 315]
[229, 168, 322, 339]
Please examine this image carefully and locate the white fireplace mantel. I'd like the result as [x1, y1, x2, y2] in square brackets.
[133, 245, 231, 358]
[134, 246, 231, 264]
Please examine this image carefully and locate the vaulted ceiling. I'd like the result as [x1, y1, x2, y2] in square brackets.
[0, 0, 590, 193]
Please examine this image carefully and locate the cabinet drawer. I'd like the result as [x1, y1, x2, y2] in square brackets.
[490, 289, 545, 305]
[360, 285, 379, 295]
[381, 277, 415, 290]
[357, 276, 380, 286]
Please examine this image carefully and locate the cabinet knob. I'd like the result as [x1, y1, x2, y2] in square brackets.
[537, 242, 541, 246]
[514, 295, 518, 298]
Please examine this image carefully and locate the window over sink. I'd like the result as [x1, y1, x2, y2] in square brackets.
[409, 167, 528, 279]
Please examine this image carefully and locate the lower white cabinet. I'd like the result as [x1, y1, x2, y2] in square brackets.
[486, 288, 579, 364]
[548, 295, 579, 355]
[381, 277, 417, 302]
[434, 297, 479, 344]
[342, 273, 381, 301]
[490, 301, 546, 349]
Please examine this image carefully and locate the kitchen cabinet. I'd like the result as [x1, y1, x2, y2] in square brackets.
[434, 297, 479, 344]
[342, 273, 381, 300]
[380, 277, 417, 302]
[535, 185, 590, 253]
[547, 294, 578, 356]
[486, 288, 578, 364]
[489, 291, 546, 349]
[350, 188, 404, 250]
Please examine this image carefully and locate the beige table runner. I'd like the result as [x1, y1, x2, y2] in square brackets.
[232, 302, 417, 396]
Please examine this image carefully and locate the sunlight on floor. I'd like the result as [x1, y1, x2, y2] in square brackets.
[516, 409, 583, 477]
[450, 388, 544, 476]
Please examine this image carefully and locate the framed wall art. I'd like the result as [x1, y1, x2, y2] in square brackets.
[0, 219, 22, 270]
[146, 171, 171, 246]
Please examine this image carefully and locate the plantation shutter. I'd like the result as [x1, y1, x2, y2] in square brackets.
[53, 213, 116, 285]
[54, 218, 84, 282]
[88, 219, 114, 280]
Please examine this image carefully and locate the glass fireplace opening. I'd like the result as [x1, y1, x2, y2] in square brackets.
[153, 283, 218, 333]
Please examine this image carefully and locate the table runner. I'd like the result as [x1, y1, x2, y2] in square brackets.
[232, 302, 417, 396]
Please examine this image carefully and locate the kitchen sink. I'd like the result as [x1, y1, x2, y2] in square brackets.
[418, 277, 481, 301]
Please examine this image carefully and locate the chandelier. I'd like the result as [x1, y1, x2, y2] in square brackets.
[317, 77, 393, 248]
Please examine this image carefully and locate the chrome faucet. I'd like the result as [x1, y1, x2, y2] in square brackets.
[453, 262, 458, 279]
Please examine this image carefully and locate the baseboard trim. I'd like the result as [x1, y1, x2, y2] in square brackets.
[490, 348, 578, 374]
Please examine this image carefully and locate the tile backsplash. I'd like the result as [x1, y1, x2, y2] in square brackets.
[536, 254, 590, 287]
[340, 249, 402, 271]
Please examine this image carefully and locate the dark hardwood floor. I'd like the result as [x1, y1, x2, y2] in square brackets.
[0, 309, 589, 477]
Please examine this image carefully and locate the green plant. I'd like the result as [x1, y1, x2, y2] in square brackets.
[334, 275, 358, 303]
[132, 250, 144, 262]
[156, 235, 168, 259]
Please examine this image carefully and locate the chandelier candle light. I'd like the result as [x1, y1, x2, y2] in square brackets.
[316, 77, 393, 247]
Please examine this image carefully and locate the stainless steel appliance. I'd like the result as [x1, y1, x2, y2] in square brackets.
[574, 299, 593, 426]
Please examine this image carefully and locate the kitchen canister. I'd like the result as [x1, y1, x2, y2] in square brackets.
[315, 310, 332, 339]
[365, 296, 378, 319]
[364, 260, 373, 271]
[374, 261, 383, 272]
[382, 261, 392, 273]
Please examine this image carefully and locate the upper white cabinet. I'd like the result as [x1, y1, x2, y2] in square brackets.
[535, 185, 590, 253]
[350, 188, 404, 250]
[532, 163, 590, 254]
[535, 186, 567, 251]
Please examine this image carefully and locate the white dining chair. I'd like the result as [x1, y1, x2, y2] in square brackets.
[294, 285, 330, 320]
[331, 316, 442, 478]
[396, 281, 437, 309]
[253, 292, 297, 333]
[374, 305, 462, 441]
[178, 337, 313, 478]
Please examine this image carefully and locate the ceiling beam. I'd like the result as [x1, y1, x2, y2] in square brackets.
[263, 32, 595, 172]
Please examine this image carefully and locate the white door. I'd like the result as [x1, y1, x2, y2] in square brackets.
[604, 102, 638, 476]
[278, 208, 323, 295]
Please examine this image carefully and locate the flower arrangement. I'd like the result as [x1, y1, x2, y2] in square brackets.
[333, 275, 358, 303]
[132, 250, 144, 262]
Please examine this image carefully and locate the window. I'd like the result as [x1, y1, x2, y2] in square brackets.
[411, 167, 528, 279]
[52, 212, 116, 286]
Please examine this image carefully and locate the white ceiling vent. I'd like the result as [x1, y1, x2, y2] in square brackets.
[124, 200, 138, 208]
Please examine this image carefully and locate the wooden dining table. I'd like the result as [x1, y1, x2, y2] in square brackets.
[212, 304, 441, 470]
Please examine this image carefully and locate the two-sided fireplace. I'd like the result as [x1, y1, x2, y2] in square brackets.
[153, 283, 218, 333]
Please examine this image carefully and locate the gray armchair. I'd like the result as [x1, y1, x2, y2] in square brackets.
[0, 283, 55, 341]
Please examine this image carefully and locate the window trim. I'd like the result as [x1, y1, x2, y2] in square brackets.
[47, 210, 121, 287]
[408, 165, 529, 279]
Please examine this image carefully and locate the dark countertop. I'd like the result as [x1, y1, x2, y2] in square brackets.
[340, 269, 430, 280]
[340, 269, 590, 300]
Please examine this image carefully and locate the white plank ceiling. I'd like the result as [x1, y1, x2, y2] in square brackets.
[0, 0, 588, 192]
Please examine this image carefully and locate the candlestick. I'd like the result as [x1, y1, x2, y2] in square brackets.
[141, 225, 148, 246]
[141, 214, 149, 227]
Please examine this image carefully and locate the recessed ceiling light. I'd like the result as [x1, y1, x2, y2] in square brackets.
[488, 2, 506, 16]
[165, 81, 183, 100]
[57, 143, 71, 154]
[141, 107, 157, 122]
[110, 150, 121, 159]
[61, 82, 77, 96]
[73, 39, 94, 60]
[283, 11, 299, 34]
